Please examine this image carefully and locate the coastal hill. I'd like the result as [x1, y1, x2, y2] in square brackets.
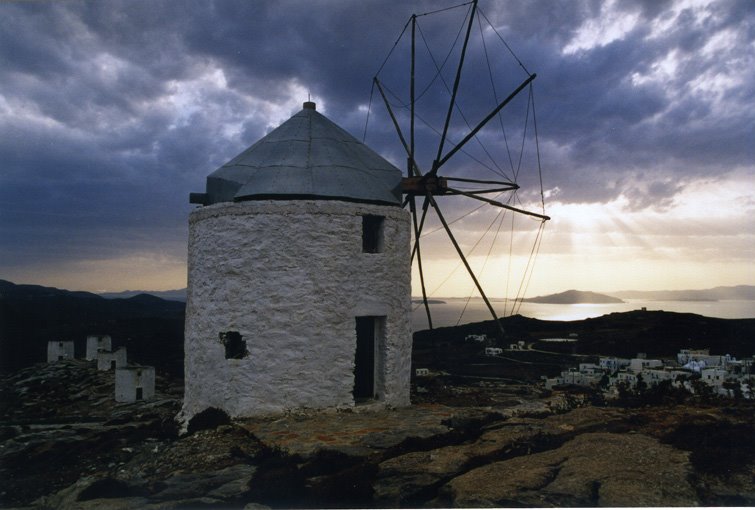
[3, 279, 754, 374]
[2, 279, 755, 506]
[524, 289, 623, 304]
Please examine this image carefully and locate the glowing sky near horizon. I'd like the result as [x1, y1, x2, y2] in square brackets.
[0, 0, 752, 296]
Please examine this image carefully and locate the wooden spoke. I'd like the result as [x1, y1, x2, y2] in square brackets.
[446, 187, 550, 221]
[426, 192, 506, 339]
[433, 0, 478, 172]
[444, 186, 518, 196]
[411, 194, 432, 262]
[436, 74, 536, 171]
[410, 195, 433, 329]
[374, 78, 412, 164]
[444, 176, 518, 188]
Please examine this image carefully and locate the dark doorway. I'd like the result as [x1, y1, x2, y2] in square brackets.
[353, 317, 376, 402]
[135, 387, 143, 401]
[110, 360, 116, 370]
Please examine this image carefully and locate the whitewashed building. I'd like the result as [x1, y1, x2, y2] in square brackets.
[544, 367, 602, 390]
[578, 363, 602, 376]
[677, 348, 708, 365]
[643, 368, 688, 384]
[97, 347, 128, 371]
[599, 357, 631, 372]
[47, 340, 75, 362]
[629, 358, 663, 373]
[701, 367, 728, 387]
[115, 365, 155, 402]
[616, 371, 639, 387]
[677, 348, 734, 368]
[182, 102, 412, 420]
[85, 335, 112, 360]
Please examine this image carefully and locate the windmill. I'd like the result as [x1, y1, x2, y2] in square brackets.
[181, 0, 550, 419]
[366, 0, 550, 338]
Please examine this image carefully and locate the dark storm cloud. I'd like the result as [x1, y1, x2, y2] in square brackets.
[0, 0, 752, 278]
[489, 1, 753, 184]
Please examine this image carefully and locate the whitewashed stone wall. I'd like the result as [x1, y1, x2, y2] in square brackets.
[182, 200, 412, 420]
[47, 340, 75, 362]
[115, 365, 155, 402]
[86, 335, 112, 360]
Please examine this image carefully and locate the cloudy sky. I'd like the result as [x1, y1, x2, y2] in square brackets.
[1, 0, 753, 298]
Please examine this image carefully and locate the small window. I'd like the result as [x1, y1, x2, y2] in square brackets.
[220, 331, 248, 359]
[362, 215, 384, 253]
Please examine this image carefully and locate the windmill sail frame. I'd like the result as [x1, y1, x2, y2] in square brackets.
[372, 0, 550, 337]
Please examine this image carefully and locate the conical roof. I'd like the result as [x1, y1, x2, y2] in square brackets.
[196, 102, 403, 206]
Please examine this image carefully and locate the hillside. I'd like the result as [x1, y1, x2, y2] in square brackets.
[2, 354, 754, 507]
[413, 309, 755, 373]
[100, 288, 187, 301]
[524, 289, 624, 304]
[2, 281, 755, 507]
[4, 279, 755, 376]
[0, 280, 185, 375]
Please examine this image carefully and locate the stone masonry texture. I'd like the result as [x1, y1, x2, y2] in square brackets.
[182, 200, 412, 420]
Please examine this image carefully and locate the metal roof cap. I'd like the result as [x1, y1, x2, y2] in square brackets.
[194, 103, 402, 206]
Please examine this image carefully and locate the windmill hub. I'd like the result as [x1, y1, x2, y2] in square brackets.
[401, 175, 450, 196]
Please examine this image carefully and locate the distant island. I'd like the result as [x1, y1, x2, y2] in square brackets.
[524, 290, 624, 304]
[412, 299, 446, 305]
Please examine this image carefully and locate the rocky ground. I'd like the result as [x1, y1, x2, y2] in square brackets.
[2, 360, 754, 508]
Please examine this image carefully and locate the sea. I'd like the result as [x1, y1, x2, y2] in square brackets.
[411, 297, 755, 331]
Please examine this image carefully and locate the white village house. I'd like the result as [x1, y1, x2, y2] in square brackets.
[182, 102, 412, 420]
[544, 348, 753, 399]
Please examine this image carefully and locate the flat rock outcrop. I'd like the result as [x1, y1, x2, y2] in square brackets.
[2, 360, 754, 508]
[438, 432, 696, 507]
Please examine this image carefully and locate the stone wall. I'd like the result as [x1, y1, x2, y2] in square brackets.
[182, 200, 412, 420]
